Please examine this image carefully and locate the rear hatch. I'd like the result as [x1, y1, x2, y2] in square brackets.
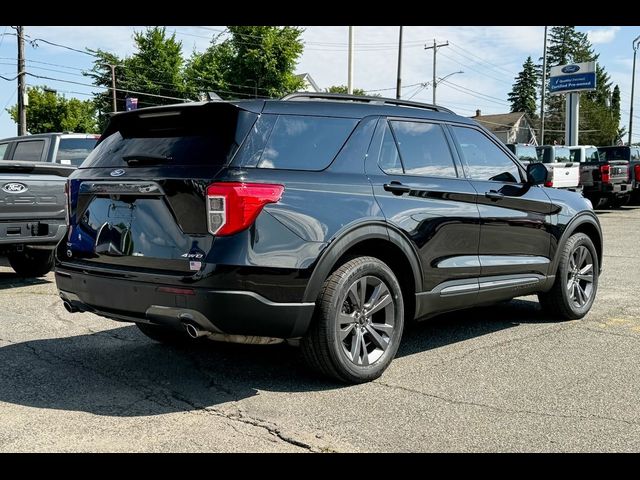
[0, 161, 74, 220]
[64, 102, 259, 274]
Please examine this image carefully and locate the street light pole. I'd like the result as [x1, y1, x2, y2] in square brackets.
[628, 35, 640, 145]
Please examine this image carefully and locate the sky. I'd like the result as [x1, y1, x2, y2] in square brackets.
[0, 25, 638, 142]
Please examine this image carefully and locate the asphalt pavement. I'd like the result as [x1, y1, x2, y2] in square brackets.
[1, 206, 639, 452]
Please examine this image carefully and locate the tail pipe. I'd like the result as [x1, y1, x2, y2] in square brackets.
[182, 321, 209, 339]
[63, 301, 78, 313]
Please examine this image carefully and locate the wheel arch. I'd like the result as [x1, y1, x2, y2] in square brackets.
[302, 222, 423, 321]
[551, 212, 603, 275]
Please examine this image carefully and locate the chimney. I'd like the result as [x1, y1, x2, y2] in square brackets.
[475, 109, 481, 117]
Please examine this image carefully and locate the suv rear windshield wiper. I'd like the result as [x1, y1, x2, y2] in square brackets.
[122, 154, 172, 166]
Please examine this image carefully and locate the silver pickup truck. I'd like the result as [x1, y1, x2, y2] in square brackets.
[535, 145, 582, 191]
[0, 133, 97, 277]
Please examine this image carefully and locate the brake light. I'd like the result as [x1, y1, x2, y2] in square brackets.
[64, 180, 70, 225]
[206, 182, 284, 236]
[544, 180, 553, 187]
[634, 164, 640, 182]
[600, 165, 610, 184]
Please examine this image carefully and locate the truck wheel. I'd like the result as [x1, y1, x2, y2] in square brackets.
[538, 233, 599, 320]
[301, 256, 404, 384]
[8, 249, 54, 277]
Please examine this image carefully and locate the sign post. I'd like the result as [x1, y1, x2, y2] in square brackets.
[549, 61, 596, 146]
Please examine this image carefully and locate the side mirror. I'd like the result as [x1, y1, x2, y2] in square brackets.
[526, 162, 551, 186]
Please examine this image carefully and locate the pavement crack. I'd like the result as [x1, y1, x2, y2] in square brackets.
[373, 380, 640, 427]
[579, 326, 639, 341]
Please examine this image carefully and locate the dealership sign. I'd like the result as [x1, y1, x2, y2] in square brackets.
[549, 61, 596, 94]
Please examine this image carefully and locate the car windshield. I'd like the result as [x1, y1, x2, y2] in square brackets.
[56, 138, 99, 166]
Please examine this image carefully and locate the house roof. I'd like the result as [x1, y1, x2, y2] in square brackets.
[295, 73, 321, 93]
[472, 112, 526, 132]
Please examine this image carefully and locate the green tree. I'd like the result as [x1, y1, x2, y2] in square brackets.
[184, 26, 305, 99]
[86, 27, 188, 130]
[508, 56, 538, 118]
[7, 86, 98, 134]
[326, 85, 368, 96]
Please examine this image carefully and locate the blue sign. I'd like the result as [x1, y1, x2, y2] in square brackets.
[549, 61, 597, 94]
[549, 73, 596, 93]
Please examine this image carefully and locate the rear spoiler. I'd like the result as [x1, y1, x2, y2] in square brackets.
[0, 160, 76, 177]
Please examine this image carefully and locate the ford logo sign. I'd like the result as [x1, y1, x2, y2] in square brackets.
[562, 64, 580, 74]
[2, 182, 28, 194]
[110, 169, 125, 177]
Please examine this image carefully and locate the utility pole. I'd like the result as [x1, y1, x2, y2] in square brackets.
[425, 39, 449, 105]
[109, 64, 117, 113]
[16, 26, 26, 136]
[348, 26, 354, 94]
[396, 26, 403, 99]
[629, 35, 640, 145]
[539, 26, 548, 146]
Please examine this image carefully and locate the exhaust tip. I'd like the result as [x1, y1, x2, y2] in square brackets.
[183, 322, 208, 339]
[62, 301, 77, 313]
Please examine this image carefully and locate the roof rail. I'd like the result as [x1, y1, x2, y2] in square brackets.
[281, 92, 455, 114]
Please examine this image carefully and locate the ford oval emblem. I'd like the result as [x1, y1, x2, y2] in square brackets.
[561, 64, 580, 74]
[2, 182, 28, 194]
[110, 169, 125, 177]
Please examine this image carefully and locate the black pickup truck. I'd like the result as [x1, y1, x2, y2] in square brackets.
[0, 133, 97, 276]
[569, 145, 631, 208]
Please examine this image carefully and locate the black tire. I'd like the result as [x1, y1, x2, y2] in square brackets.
[612, 194, 630, 209]
[301, 256, 404, 384]
[7, 249, 54, 277]
[538, 233, 599, 320]
[135, 322, 195, 345]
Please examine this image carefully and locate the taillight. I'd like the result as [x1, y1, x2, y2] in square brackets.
[64, 180, 70, 225]
[600, 165, 610, 184]
[206, 182, 284, 236]
[544, 180, 553, 187]
[634, 164, 640, 182]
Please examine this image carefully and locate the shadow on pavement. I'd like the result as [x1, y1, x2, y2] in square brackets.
[0, 257, 51, 290]
[0, 298, 558, 417]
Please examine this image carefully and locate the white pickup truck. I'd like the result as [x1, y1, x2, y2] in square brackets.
[535, 145, 581, 191]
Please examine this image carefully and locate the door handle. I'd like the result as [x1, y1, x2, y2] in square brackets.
[383, 182, 411, 196]
[485, 190, 504, 200]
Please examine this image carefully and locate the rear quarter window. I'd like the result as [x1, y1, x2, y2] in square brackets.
[239, 114, 358, 171]
[13, 140, 46, 161]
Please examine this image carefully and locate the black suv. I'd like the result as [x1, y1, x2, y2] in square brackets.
[55, 93, 603, 383]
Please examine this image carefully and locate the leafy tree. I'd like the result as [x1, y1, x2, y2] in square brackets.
[508, 56, 538, 118]
[7, 86, 98, 134]
[326, 85, 368, 96]
[86, 27, 188, 130]
[184, 26, 305, 99]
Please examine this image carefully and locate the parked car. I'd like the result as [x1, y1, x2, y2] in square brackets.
[0, 132, 100, 166]
[0, 132, 97, 277]
[505, 143, 538, 164]
[55, 93, 603, 383]
[597, 145, 640, 202]
[535, 145, 582, 192]
[570, 145, 631, 209]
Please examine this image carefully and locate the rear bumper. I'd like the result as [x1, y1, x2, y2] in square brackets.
[55, 268, 316, 339]
[0, 219, 66, 248]
[584, 182, 632, 198]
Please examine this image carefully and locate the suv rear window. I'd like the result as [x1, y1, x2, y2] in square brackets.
[235, 114, 358, 171]
[81, 104, 257, 169]
[56, 138, 98, 166]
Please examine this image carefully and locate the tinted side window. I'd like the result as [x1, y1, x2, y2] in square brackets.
[389, 121, 457, 177]
[0, 143, 8, 159]
[569, 149, 579, 162]
[257, 115, 358, 171]
[378, 123, 403, 174]
[451, 126, 521, 183]
[13, 140, 45, 161]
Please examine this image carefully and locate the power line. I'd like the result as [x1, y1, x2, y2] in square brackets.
[448, 42, 517, 77]
[439, 78, 509, 104]
[28, 37, 95, 56]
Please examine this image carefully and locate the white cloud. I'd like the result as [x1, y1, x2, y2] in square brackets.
[587, 26, 621, 45]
